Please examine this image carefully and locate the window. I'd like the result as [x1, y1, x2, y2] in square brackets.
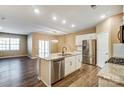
[0, 38, 9, 51]
[10, 38, 20, 50]
[39, 40, 50, 57]
[0, 37, 20, 51]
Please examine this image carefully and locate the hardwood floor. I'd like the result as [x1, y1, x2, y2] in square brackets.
[0, 57, 100, 87]
[0, 57, 46, 87]
[53, 64, 100, 87]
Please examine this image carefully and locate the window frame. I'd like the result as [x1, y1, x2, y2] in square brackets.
[0, 37, 20, 51]
[10, 38, 20, 51]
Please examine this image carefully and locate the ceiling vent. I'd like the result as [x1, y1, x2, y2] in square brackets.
[90, 5, 97, 9]
[0, 17, 7, 21]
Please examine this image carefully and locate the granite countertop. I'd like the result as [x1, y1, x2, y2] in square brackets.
[98, 63, 124, 85]
[38, 52, 82, 61]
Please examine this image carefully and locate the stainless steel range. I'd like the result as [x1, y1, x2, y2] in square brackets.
[106, 57, 124, 65]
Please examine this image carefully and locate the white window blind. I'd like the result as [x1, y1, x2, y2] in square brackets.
[0, 37, 20, 51]
[0, 38, 9, 51]
[10, 38, 20, 50]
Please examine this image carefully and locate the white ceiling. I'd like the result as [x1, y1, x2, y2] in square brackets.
[0, 5, 123, 35]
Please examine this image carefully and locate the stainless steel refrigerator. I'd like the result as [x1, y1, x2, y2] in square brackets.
[82, 40, 96, 65]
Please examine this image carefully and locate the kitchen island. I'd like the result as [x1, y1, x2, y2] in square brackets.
[37, 52, 82, 87]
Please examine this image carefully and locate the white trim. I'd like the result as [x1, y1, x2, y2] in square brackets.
[41, 79, 51, 87]
[37, 76, 41, 80]
[0, 55, 28, 59]
[31, 57, 37, 59]
[38, 75, 51, 87]
[0, 55, 37, 59]
[27, 55, 32, 59]
[27, 55, 37, 59]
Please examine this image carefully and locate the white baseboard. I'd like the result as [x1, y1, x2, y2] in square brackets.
[37, 76, 41, 80]
[27, 56, 37, 59]
[41, 79, 51, 87]
[0, 55, 28, 59]
[27, 56, 32, 59]
[37, 76, 51, 87]
[0, 55, 38, 59]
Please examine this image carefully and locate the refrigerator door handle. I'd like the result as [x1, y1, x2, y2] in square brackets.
[118, 30, 121, 40]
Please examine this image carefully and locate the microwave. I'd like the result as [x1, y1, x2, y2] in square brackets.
[118, 25, 124, 43]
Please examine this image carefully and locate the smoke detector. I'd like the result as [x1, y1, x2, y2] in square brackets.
[91, 5, 97, 9]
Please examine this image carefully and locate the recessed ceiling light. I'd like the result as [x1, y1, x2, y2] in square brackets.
[0, 26, 3, 30]
[101, 14, 106, 19]
[62, 20, 66, 24]
[34, 8, 40, 14]
[52, 16, 57, 21]
[71, 24, 75, 28]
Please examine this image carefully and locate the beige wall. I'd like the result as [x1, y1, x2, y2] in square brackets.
[57, 13, 123, 55]
[0, 32, 27, 58]
[96, 13, 123, 57]
[28, 28, 96, 57]
[57, 27, 96, 52]
[1, 14, 122, 58]
[32, 32, 58, 57]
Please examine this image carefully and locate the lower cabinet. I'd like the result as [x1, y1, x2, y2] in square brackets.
[64, 55, 82, 76]
[65, 57, 71, 76]
[75, 55, 82, 70]
[70, 56, 76, 73]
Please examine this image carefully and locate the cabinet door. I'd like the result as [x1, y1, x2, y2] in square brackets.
[70, 56, 76, 73]
[78, 55, 82, 68]
[75, 56, 79, 70]
[64, 57, 71, 76]
[76, 55, 82, 70]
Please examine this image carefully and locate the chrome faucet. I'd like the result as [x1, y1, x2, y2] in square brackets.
[62, 47, 67, 56]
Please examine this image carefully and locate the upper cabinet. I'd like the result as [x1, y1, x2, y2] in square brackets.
[76, 33, 96, 46]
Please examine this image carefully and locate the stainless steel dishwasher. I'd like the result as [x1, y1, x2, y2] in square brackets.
[51, 58, 65, 84]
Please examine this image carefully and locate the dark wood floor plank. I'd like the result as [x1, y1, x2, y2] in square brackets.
[0, 57, 100, 87]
